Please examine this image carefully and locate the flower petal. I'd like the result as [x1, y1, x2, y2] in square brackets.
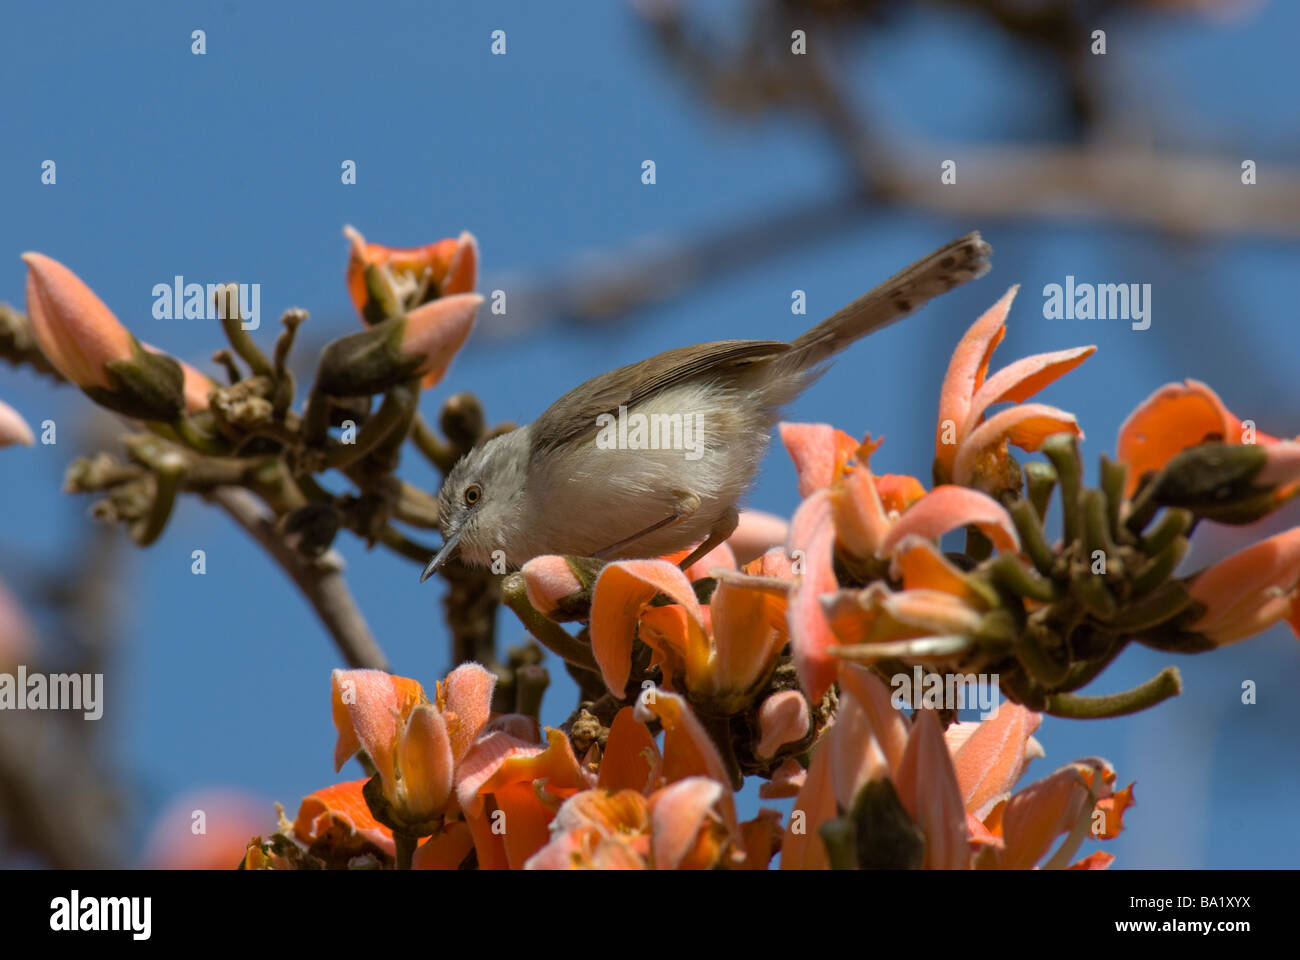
[440, 661, 497, 765]
[330, 669, 426, 783]
[293, 779, 395, 859]
[1117, 380, 1241, 495]
[755, 690, 810, 760]
[963, 345, 1095, 439]
[880, 485, 1020, 556]
[401, 293, 482, 386]
[521, 555, 583, 618]
[648, 777, 726, 870]
[1187, 526, 1300, 645]
[727, 510, 790, 565]
[952, 403, 1083, 487]
[950, 703, 1042, 819]
[396, 704, 455, 820]
[590, 559, 704, 698]
[780, 422, 860, 497]
[598, 707, 662, 793]
[894, 710, 970, 869]
[0, 400, 35, 448]
[935, 287, 1017, 477]
[836, 662, 911, 773]
[22, 252, 135, 389]
[787, 490, 841, 701]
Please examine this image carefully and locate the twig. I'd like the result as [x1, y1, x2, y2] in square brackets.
[206, 486, 388, 670]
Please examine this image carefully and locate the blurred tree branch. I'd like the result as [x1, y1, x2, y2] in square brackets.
[485, 0, 1296, 337]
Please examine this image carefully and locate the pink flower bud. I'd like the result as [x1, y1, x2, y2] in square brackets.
[521, 555, 584, 618]
[401, 293, 482, 388]
[755, 689, 810, 759]
[0, 400, 34, 448]
[22, 252, 135, 390]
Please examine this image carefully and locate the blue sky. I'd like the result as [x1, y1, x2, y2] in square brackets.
[2, 0, 1298, 867]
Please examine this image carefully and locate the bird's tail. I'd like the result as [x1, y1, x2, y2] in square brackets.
[786, 231, 993, 371]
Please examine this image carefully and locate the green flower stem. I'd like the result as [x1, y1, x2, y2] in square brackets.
[272, 309, 305, 380]
[1099, 455, 1127, 544]
[1140, 508, 1192, 558]
[301, 386, 332, 448]
[1008, 498, 1056, 576]
[217, 286, 273, 377]
[411, 413, 460, 474]
[1106, 580, 1194, 632]
[212, 348, 242, 384]
[502, 573, 601, 674]
[325, 380, 418, 470]
[1081, 488, 1117, 564]
[269, 327, 302, 417]
[1043, 434, 1082, 547]
[1054, 640, 1128, 693]
[1130, 536, 1188, 597]
[364, 263, 404, 323]
[367, 380, 420, 471]
[1070, 569, 1117, 620]
[169, 415, 226, 455]
[1013, 627, 1071, 687]
[131, 449, 186, 546]
[1125, 479, 1161, 536]
[1044, 666, 1181, 718]
[991, 553, 1058, 603]
[1024, 462, 1058, 524]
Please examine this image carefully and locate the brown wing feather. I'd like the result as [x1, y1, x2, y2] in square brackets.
[529, 339, 791, 455]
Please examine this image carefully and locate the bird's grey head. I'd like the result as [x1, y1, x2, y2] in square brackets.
[420, 429, 531, 580]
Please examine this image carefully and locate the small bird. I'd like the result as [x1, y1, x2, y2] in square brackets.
[421, 232, 992, 581]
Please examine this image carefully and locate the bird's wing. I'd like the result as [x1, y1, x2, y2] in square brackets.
[529, 339, 791, 455]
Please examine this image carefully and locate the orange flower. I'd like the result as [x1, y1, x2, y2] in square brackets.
[1118, 379, 1298, 500]
[330, 664, 495, 829]
[589, 555, 790, 712]
[524, 778, 732, 870]
[344, 225, 478, 324]
[292, 779, 396, 861]
[783, 665, 1129, 869]
[782, 665, 968, 869]
[934, 286, 1093, 489]
[787, 479, 1016, 699]
[455, 726, 595, 869]
[525, 697, 769, 869]
[1186, 526, 1300, 646]
[973, 760, 1135, 870]
[946, 701, 1043, 820]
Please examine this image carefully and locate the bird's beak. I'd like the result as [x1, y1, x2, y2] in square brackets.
[419, 528, 462, 583]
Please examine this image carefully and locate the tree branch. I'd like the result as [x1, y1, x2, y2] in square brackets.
[206, 486, 388, 670]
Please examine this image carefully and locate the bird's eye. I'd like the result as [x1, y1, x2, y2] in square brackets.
[463, 483, 482, 506]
